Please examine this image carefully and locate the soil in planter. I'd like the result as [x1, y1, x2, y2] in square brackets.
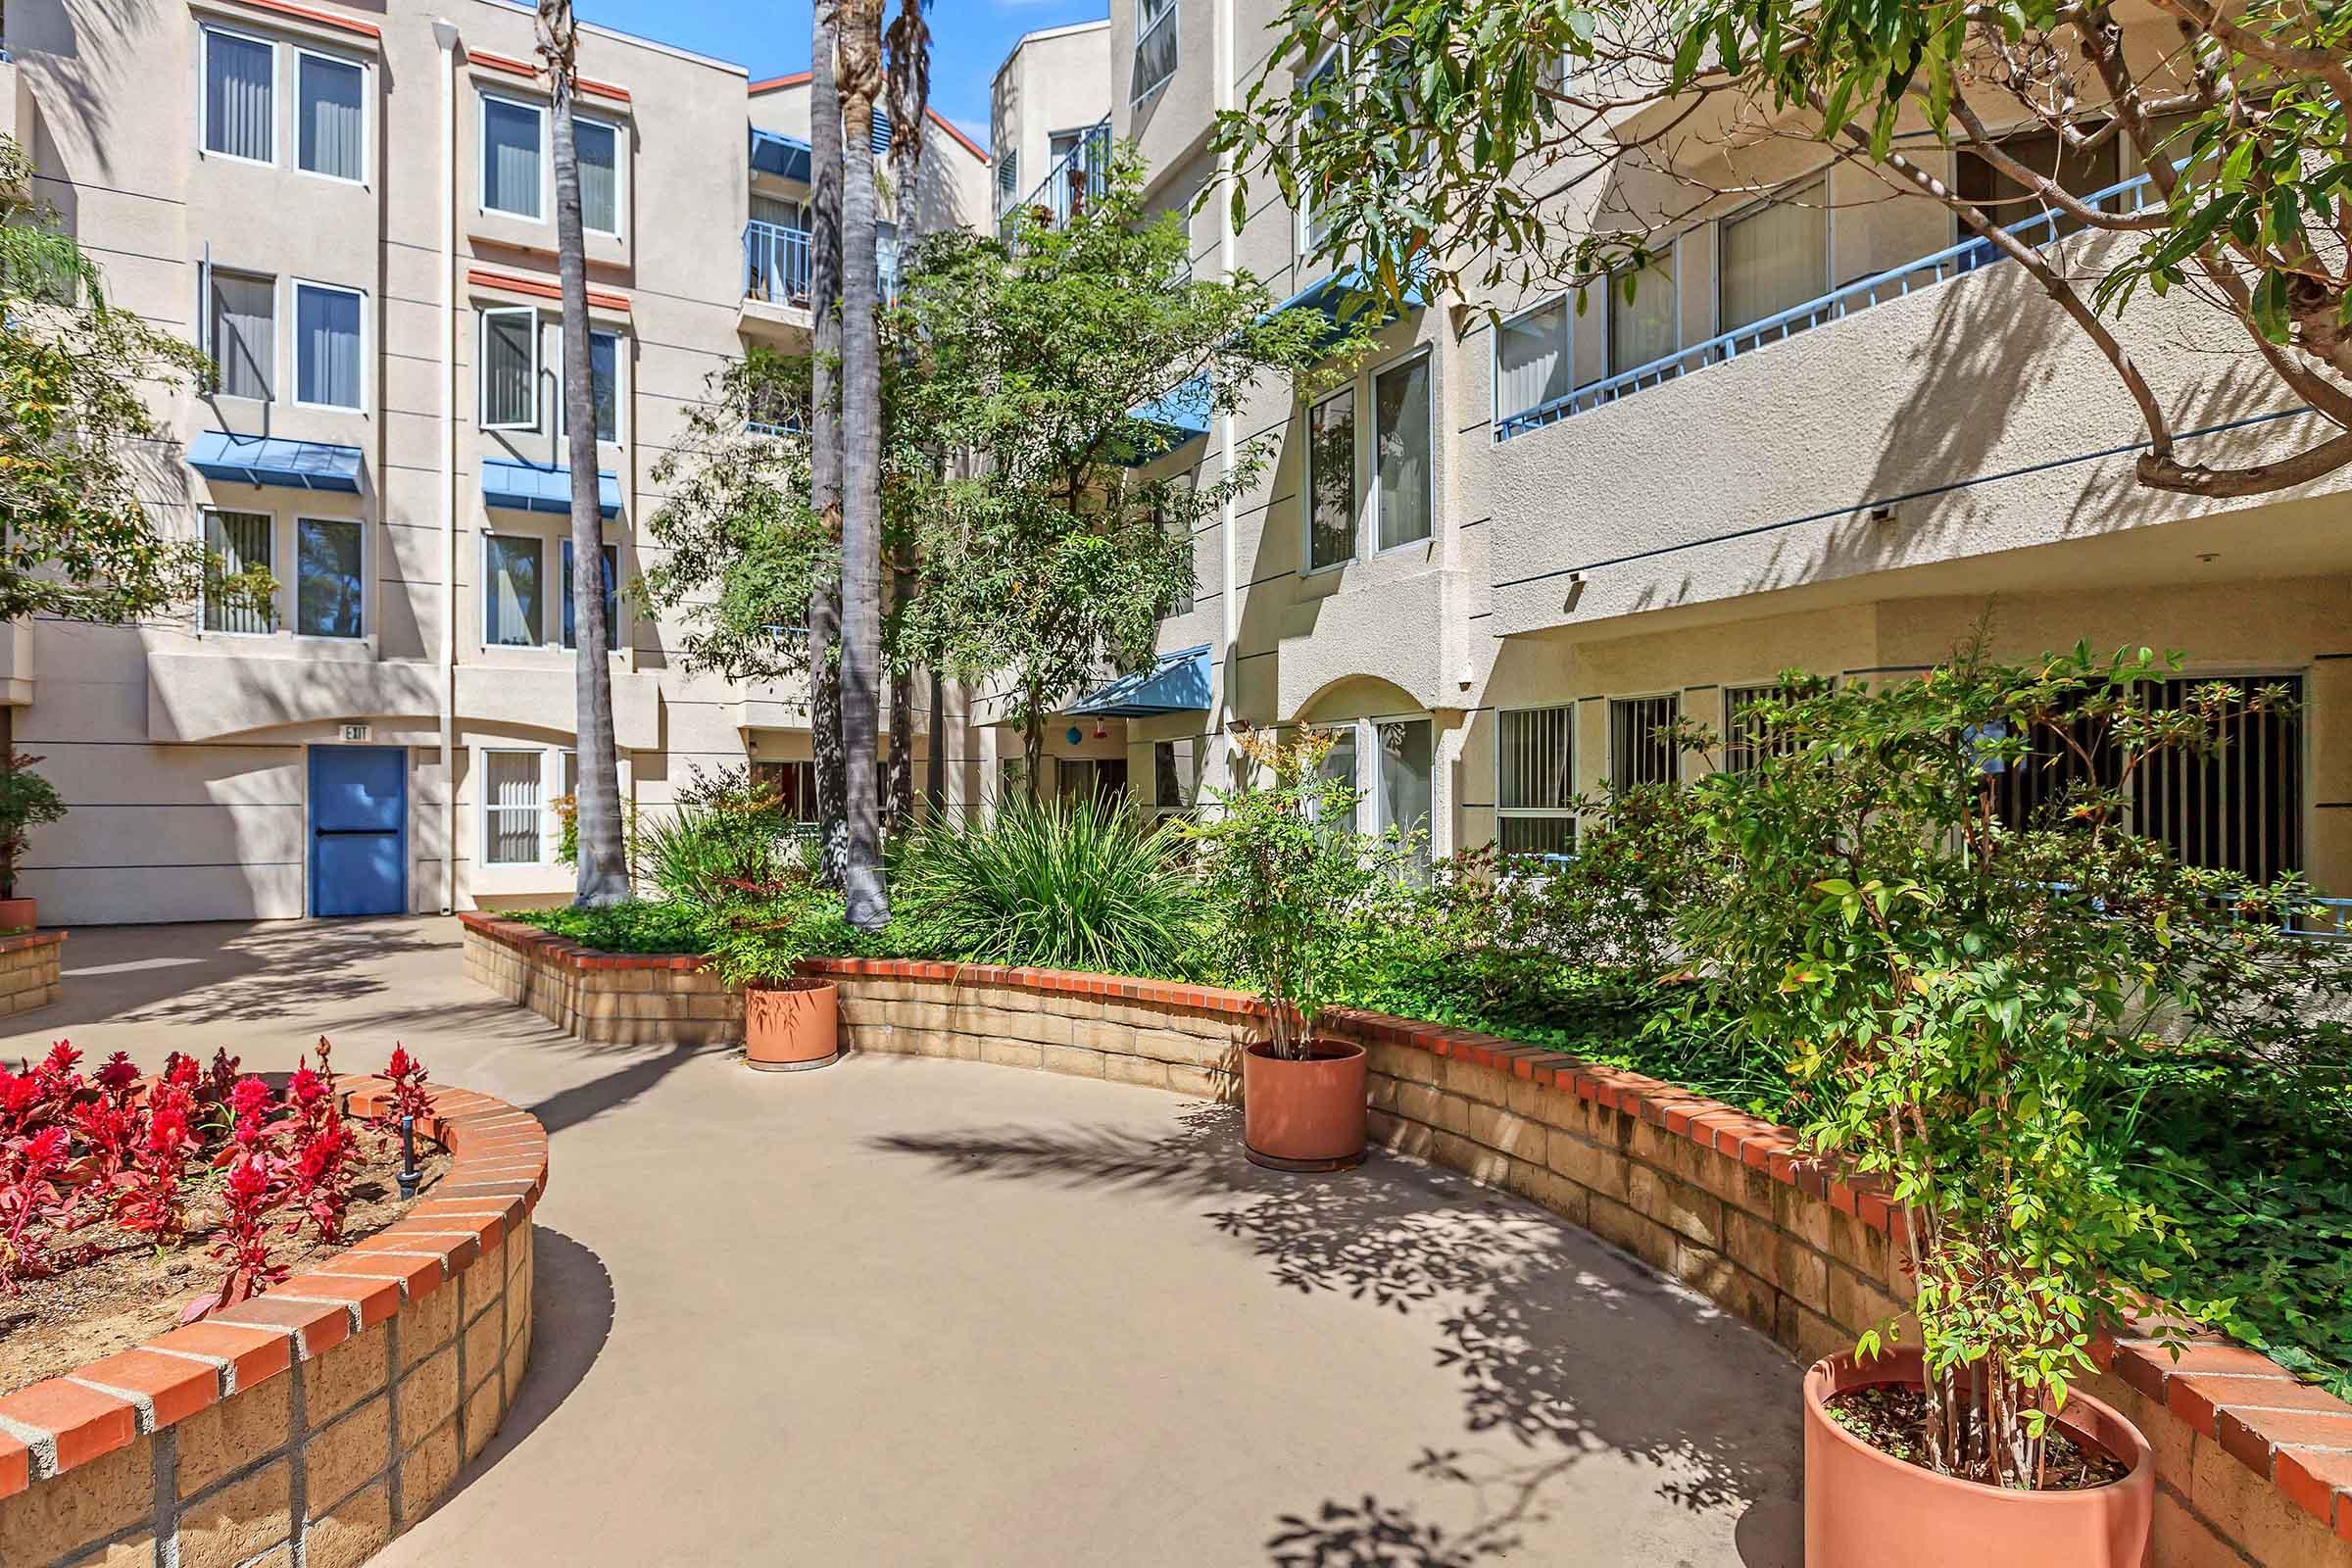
[1825, 1383, 2128, 1492]
[0, 1138, 451, 1394]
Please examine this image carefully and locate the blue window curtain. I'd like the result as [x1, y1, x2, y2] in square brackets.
[482, 97, 542, 218]
[295, 284, 362, 409]
[210, 272, 274, 401]
[574, 119, 617, 232]
[561, 540, 618, 649]
[298, 55, 364, 180]
[204, 31, 274, 163]
[296, 518, 364, 638]
[483, 535, 544, 646]
[204, 512, 273, 634]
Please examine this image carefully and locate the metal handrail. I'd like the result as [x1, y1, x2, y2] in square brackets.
[1494, 168, 2162, 441]
[1000, 118, 1112, 240]
[742, 220, 899, 310]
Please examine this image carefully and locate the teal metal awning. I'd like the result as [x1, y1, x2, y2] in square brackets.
[1069, 643, 1213, 716]
[1116, 374, 1211, 467]
[749, 126, 812, 182]
[188, 431, 364, 493]
[1269, 265, 1426, 350]
[481, 459, 621, 519]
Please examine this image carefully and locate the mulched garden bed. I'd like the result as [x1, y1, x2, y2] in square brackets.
[1825, 1383, 2129, 1492]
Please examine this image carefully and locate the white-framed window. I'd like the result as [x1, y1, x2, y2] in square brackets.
[1606, 253, 1677, 379]
[295, 49, 367, 183]
[202, 509, 274, 635]
[549, 323, 622, 443]
[1295, 44, 1346, 262]
[1152, 738, 1195, 819]
[573, 115, 623, 236]
[208, 270, 275, 402]
[1310, 715, 1434, 867]
[1372, 349, 1432, 551]
[482, 533, 545, 647]
[1610, 693, 1680, 791]
[480, 91, 546, 220]
[1495, 704, 1575, 857]
[561, 539, 619, 650]
[294, 516, 365, 639]
[995, 148, 1020, 213]
[1718, 174, 1829, 335]
[1133, 0, 1180, 104]
[478, 306, 539, 429]
[481, 749, 547, 864]
[291, 280, 364, 411]
[201, 26, 276, 166]
[1494, 297, 1570, 426]
[1305, 383, 1356, 572]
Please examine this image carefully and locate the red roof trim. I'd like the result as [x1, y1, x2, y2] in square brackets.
[466, 268, 631, 314]
[213, 0, 382, 40]
[467, 49, 633, 104]
[748, 72, 812, 94]
[926, 108, 990, 164]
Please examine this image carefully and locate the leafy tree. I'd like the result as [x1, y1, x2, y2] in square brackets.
[1217, 0, 2352, 498]
[895, 156, 1352, 796]
[0, 135, 264, 624]
[535, 1, 627, 906]
[0, 754, 64, 904]
[1669, 641, 2322, 1485]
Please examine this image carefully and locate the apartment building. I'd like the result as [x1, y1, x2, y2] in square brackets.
[0, 0, 989, 924]
[999, 7, 2352, 895]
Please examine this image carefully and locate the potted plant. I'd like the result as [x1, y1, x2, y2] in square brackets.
[0, 753, 65, 930]
[1186, 726, 1412, 1171]
[699, 867, 855, 1073]
[1676, 643, 2301, 1566]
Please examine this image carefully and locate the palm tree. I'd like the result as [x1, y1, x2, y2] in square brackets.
[535, 0, 627, 906]
[835, 0, 888, 927]
[808, 0, 849, 886]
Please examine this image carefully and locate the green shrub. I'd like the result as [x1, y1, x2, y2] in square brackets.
[511, 900, 708, 954]
[0, 754, 65, 902]
[633, 766, 809, 908]
[891, 790, 1205, 976]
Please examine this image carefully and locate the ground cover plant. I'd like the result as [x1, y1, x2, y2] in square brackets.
[0, 1039, 444, 1391]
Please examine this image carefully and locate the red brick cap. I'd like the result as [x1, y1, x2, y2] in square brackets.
[0, 1081, 546, 1498]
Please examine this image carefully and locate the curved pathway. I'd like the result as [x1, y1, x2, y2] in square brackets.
[9, 917, 1803, 1566]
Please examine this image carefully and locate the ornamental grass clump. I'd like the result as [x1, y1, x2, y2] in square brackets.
[1185, 727, 1416, 1058]
[891, 790, 1205, 976]
[1673, 640, 2321, 1488]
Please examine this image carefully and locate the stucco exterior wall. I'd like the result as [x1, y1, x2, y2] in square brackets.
[990, 22, 1112, 221]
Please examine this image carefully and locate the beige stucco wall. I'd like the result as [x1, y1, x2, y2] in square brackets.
[991, 22, 1112, 222]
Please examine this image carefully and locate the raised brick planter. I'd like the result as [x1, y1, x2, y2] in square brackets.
[0, 929, 64, 1019]
[461, 913, 736, 1045]
[0, 1082, 548, 1568]
[456, 914, 2352, 1567]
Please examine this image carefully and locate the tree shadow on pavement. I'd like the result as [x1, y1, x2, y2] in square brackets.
[873, 1103, 1804, 1568]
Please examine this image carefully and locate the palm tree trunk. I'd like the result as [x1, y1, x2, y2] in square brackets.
[808, 0, 849, 888]
[537, 1, 627, 906]
[886, 548, 913, 832]
[837, 0, 888, 927]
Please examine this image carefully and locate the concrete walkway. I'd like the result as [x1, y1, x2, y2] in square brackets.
[6, 917, 1804, 1566]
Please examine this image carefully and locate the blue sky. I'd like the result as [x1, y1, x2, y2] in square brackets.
[575, 0, 1110, 145]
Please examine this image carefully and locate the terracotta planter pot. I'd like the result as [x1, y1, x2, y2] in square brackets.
[1240, 1040, 1367, 1172]
[744, 977, 839, 1072]
[1803, 1348, 2152, 1568]
[0, 897, 34, 932]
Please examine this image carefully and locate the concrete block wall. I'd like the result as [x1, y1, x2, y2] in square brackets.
[0, 932, 64, 1020]
[0, 1083, 547, 1568]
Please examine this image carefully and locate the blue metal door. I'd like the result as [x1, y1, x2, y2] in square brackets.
[310, 747, 408, 917]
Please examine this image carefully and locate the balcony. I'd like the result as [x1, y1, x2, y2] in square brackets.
[999, 119, 1110, 242]
[739, 220, 900, 345]
[1494, 169, 2160, 442]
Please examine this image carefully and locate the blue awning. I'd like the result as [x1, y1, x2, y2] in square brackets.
[188, 431, 364, 493]
[750, 126, 812, 183]
[1070, 643, 1213, 717]
[481, 459, 621, 519]
[1116, 374, 1211, 467]
[1269, 264, 1426, 350]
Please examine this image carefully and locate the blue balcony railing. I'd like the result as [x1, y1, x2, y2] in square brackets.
[1494, 168, 2162, 442]
[742, 220, 901, 311]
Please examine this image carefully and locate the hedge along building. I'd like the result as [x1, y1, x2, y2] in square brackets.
[0, 0, 991, 924]
[1004, 5, 2352, 895]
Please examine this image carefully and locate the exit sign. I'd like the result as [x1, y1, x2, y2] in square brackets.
[341, 723, 371, 743]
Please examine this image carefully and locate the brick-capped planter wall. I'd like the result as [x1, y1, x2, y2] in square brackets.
[0, 930, 63, 1019]
[0, 1082, 547, 1568]
[462, 913, 737, 1045]
[456, 913, 2352, 1567]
